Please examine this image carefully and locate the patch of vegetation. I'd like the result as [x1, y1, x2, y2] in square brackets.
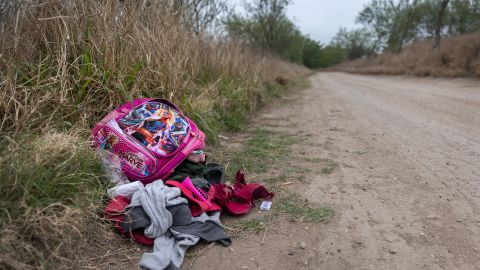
[320, 159, 339, 174]
[225, 218, 268, 234]
[0, 133, 110, 269]
[0, 133, 104, 221]
[275, 193, 333, 223]
[225, 129, 295, 177]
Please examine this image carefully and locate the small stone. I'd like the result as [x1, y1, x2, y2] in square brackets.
[229, 248, 235, 252]
[305, 226, 309, 230]
[427, 215, 439, 219]
[456, 219, 463, 222]
[300, 242, 307, 249]
[420, 232, 425, 236]
[389, 249, 397, 254]
[241, 267, 249, 269]
[288, 251, 295, 256]
[304, 261, 308, 265]
[473, 248, 479, 252]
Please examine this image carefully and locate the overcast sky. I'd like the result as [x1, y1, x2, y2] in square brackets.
[287, 0, 372, 43]
[231, 0, 372, 44]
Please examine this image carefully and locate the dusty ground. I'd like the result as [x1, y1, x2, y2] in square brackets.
[185, 72, 480, 270]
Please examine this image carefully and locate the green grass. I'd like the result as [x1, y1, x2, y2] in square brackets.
[225, 218, 268, 234]
[275, 193, 333, 223]
[225, 128, 295, 177]
[320, 159, 338, 174]
[0, 133, 104, 222]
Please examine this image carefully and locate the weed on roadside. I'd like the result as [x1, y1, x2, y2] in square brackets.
[223, 128, 295, 177]
[275, 193, 333, 223]
[320, 159, 339, 174]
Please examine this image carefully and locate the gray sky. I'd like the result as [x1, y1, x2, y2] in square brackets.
[286, 0, 372, 43]
[231, 0, 372, 44]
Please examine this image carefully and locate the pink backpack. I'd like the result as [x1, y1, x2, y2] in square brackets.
[91, 98, 205, 184]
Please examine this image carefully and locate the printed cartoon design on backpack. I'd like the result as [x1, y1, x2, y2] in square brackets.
[119, 102, 189, 156]
[92, 98, 205, 184]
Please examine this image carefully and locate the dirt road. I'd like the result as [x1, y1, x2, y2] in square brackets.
[189, 72, 480, 270]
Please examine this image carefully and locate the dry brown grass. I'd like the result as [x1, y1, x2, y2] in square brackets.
[0, 0, 308, 134]
[334, 33, 480, 78]
[0, 1, 308, 269]
[0, 204, 144, 270]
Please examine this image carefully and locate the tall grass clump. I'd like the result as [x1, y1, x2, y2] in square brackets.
[0, 0, 308, 268]
[334, 33, 480, 77]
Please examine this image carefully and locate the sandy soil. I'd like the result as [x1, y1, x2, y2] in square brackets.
[187, 72, 480, 270]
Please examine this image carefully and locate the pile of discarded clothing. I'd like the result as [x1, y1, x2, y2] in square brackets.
[92, 98, 274, 269]
[104, 157, 274, 270]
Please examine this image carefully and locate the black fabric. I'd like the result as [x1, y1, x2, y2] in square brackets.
[121, 204, 231, 247]
[169, 160, 225, 185]
[121, 206, 151, 232]
[171, 221, 232, 247]
[169, 160, 208, 182]
[167, 204, 193, 226]
[204, 163, 225, 184]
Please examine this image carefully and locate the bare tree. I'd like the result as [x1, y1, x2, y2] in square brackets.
[433, 0, 450, 49]
[182, 0, 228, 35]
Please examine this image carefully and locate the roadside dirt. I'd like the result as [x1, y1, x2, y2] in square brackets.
[186, 72, 480, 270]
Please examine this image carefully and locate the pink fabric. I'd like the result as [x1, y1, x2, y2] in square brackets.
[91, 98, 205, 184]
[165, 180, 221, 217]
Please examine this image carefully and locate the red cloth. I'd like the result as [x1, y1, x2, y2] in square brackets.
[104, 180, 222, 245]
[212, 170, 275, 216]
[104, 196, 154, 245]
